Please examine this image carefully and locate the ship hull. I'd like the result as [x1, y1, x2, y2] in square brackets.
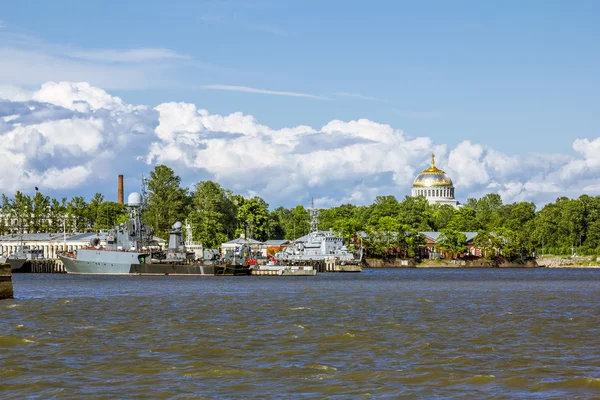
[7, 258, 27, 273]
[59, 256, 251, 276]
[59, 255, 133, 274]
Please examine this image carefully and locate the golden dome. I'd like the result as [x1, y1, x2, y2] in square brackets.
[412, 154, 453, 187]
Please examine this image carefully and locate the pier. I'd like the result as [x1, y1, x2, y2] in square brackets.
[14, 259, 66, 274]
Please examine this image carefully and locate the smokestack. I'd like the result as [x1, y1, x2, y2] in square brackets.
[118, 175, 124, 204]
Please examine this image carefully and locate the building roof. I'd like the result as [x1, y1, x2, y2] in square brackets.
[222, 237, 264, 246]
[419, 231, 479, 243]
[265, 239, 290, 246]
[0, 233, 70, 242]
[66, 232, 107, 242]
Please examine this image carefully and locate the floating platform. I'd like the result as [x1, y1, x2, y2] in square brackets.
[252, 265, 316, 276]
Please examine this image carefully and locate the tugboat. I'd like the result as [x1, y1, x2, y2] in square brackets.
[58, 192, 251, 276]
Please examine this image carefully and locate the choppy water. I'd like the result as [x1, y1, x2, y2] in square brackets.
[2, 269, 600, 399]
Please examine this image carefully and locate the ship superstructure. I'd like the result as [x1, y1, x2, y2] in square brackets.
[58, 191, 250, 275]
[59, 192, 152, 274]
[273, 201, 362, 270]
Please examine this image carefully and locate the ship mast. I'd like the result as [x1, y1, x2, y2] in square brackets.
[185, 219, 193, 246]
[309, 198, 319, 233]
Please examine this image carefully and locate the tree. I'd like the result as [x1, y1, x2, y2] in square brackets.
[188, 181, 236, 248]
[438, 230, 468, 259]
[11, 192, 33, 233]
[267, 210, 286, 240]
[235, 196, 270, 241]
[88, 193, 105, 231]
[144, 165, 190, 240]
[49, 198, 67, 233]
[447, 207, 481, 232]
[96, 202, 128, 231]
[397, 195, 433, 230]
[332, 217, 362, 248]
[31, 192, 51, 233]
[432, 204, 456, 231]
[67, 196, 89, 232]
[406, 229, 426, 258]
[288, 205, 310, 239]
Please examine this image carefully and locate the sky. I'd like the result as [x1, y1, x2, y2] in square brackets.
[0, 0, 599, 208]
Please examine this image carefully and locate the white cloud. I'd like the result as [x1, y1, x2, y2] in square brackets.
[0, 81, 599, 207]
[0, 84, 33, 101]
[0, 31, 190, 90]
[201, 85, 330, 100]
[67, 48, 190, 63]
[246, 24, 292, 37]
[32, 81, 140, 113]
[335, 92, 382, 101]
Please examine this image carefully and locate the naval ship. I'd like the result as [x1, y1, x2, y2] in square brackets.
[58, 192, 251, 275]
[0, 244, 44, 272]
[272, 203, 363, 272]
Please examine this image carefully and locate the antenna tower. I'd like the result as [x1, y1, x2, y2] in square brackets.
[309, 198, 320, 233]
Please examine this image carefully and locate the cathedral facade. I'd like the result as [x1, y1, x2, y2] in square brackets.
[411, 154, 460, 208]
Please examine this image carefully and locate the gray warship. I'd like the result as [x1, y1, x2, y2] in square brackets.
[58, 192, 251, 275]
[273, 203, 363, 272]
[0, 244, 44, 273]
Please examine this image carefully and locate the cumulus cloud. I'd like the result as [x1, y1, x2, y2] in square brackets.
[0, 81, 598, 207]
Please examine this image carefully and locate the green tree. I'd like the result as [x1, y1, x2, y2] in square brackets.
[144, 165, 190, 239]
[49, 198, 68, 233]
[188, 180, 236, 248]
[432, 204, 456, 230]
[437, 230, 468, 259]
[235, 196, 270, 241]
[31, 192, 51, 233]
[397, 195, 433, 230]
[406, 229, 426, 258]
[67, 196, 89, 232]
[447, 207, 481, 232]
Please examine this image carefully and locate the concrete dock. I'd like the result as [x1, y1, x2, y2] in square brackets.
[12, 259, 66, 273]
[0, 263, 14, 300]
[252, 265, 317, 276]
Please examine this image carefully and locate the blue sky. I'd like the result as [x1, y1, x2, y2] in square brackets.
[0, 0, 599, 207]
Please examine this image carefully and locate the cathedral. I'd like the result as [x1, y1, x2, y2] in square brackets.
[411, 154, 460, 208]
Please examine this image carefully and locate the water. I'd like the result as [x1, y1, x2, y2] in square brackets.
[2, 269, 600, 399]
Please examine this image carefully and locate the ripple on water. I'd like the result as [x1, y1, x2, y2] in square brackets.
[533, 377, 600, 391]
[2, 269, 600, 398]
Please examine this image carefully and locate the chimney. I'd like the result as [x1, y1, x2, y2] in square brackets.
[118, 175, 124, 204]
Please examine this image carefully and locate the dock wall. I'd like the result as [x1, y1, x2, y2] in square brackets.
[0, 263, 14, 299]
[13, 259, 67, 273]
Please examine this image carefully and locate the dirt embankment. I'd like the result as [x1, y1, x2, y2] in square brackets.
[536, 257, 600, 268]
[365, 258, 539, 268]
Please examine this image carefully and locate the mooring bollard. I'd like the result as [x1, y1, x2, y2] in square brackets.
[0, 263, 14, 300]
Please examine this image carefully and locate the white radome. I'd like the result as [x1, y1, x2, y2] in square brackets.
[127, 192, 143, 207]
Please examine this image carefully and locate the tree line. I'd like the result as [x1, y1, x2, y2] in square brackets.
[1, 164, 599, 257]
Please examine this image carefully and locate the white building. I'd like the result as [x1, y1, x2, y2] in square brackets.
[0, 232, 108, 259]
[411, 154, 460, 208]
